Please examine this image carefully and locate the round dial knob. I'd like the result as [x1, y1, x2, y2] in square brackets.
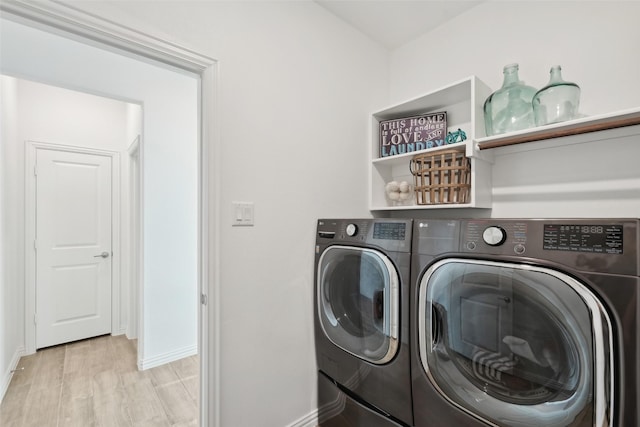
[482, 226, 507, 246]
[345, 224, 358, 237]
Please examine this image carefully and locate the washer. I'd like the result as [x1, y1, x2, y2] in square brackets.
[411, 218, 639, 427]
[315, 218, 413, 427]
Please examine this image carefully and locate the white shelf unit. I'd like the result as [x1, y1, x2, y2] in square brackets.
[370, 76, 493, 211]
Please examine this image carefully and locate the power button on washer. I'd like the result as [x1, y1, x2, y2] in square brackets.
[514, 244, 526, 255]
[345, 224, 358, 237]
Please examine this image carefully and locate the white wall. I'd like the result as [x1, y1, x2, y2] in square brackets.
[389, 0, 640, 219]
[15, 79, 131, 150]
[0, 19, 199, 369]
[390, 1, 640, 116]
[0, 76, 22, 399]
[59, 1, 390, 425]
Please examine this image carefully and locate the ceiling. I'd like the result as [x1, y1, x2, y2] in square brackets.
[314, 0, 484, 49]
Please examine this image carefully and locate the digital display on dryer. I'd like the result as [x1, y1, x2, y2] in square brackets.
[543, 224, 623, 254]
[373, 223, 406, 240]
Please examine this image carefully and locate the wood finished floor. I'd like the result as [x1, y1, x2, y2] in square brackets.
[0, 334, 199, 427]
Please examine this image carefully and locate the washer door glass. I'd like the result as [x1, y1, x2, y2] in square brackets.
[318, 245, 399, 364]
[418, 259, 612, 427]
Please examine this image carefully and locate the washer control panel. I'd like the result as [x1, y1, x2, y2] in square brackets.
[543, 224, 623, 254]
[447, 219, 637, 275]
[462, 220, 529, 255]
[461, 219, 630, 258]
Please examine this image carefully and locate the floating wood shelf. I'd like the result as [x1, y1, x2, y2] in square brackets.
[475, 107, 640, 150]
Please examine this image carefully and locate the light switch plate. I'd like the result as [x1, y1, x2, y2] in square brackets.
[231, 202, 254, 226]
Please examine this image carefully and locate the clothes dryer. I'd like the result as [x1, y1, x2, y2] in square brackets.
[315, 218, 413, 427]
[411, 218, 640, 427]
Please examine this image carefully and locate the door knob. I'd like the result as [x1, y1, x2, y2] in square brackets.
[94, 251, 110, 258]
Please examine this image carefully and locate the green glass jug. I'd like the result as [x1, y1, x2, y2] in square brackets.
[484, 64, 537, 136]
[533, 65, 581, 126]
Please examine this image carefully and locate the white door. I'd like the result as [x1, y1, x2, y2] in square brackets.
[35, 148, 112, 349]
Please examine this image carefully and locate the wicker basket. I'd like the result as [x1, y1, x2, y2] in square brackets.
[410, 149, 471, 205]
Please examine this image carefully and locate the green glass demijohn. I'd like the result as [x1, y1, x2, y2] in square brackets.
[483, 63, 537, 136]
[532, 65, 581, 126]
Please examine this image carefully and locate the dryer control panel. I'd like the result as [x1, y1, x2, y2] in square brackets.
[316, 218, 412, 253]
[372, 222, 407, 240]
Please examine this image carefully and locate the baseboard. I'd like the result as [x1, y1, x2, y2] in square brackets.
[111, 328, 127, 336]
[138, 344, 197, 370]
[1, 346, 25, 403]
[125, 326, 138, 341]
[286, 409, 319, 427]
[286, 393, 346, 427]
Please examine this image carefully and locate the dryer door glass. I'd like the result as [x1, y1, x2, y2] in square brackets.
[418, 259, 612, 427]
[317, 246, 399, 364]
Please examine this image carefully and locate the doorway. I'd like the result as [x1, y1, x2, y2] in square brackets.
[0, 5, 218, 425]
[15, 78, 138, 357]
[0, 76, 201, 425]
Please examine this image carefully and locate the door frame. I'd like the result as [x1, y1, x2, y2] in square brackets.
[127, 135, 141, 341]
[0, 2, 220, 426]
[25, 141, 122, 352]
